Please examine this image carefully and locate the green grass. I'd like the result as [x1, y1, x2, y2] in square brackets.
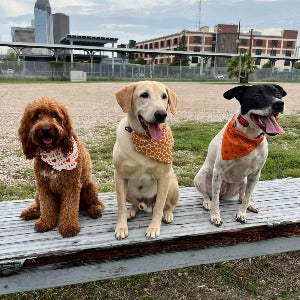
[1, 115, 299, 201]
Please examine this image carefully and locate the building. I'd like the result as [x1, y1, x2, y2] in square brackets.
[134, 24, 298, 71]
[34, 0, 53, 45]
[53, 13, 69, 44]
[11, 27, 35, 54]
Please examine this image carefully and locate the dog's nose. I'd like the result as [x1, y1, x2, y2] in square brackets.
[154, 110, 167, 123]
[41, 126, 51, 134]
[273, 101, 284, 112]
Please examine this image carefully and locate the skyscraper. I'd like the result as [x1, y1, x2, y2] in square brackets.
[34, 0, 53, 44]
[53, 13, 70, 43]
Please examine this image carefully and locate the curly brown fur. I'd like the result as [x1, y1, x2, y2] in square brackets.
[19, 98, 105, 237]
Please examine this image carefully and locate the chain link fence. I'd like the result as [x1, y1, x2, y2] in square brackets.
[1, 60, 300, 82]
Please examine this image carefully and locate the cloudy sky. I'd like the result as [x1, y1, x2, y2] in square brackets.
[0, 0, 299, 45]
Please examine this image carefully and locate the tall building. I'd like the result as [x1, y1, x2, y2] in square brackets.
[134, 24, 298, 71]
[53, 13, 69, 44]
[34, 0, 53, 44]
[11, 27, 35, 54]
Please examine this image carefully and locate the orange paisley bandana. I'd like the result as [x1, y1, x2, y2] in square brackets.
[131, 123, 173, 164]
[221, 115, 265, 160]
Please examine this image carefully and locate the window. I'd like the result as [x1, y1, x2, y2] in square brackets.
[255, 58, 261, 65]
[255, 39, 263, 46]
[160, 41, 165, 47]
[284, 60, 291, 66]
[160, 58, 164, 64]
[271, 40, 278, 47]
[167, 39, 171, 46]
[241, 39, 247, 46]
[194, 36, 201, 44]
[271, 49, 277, 56]
[191, 56, 198, 64]
[285, 50, 291, 57]
[255, 49, 262, 55]
[144, 44, 148, 49]
[149, 43, 153, 49]
[173, 38, 178, 45]
[194, 46, 201, 52]
[154, 42, 159, 48]
[286, 41, 293, 48]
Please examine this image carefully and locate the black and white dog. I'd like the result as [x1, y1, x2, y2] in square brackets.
[194, 84, 287, 226]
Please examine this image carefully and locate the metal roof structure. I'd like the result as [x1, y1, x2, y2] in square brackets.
[0, 41, 299, 62]
[59, 34, 118, 47]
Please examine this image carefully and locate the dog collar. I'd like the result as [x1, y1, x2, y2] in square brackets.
[237, 114, 249, 127]
[131, 123, 173, 164]
[40, 137, 78, 171]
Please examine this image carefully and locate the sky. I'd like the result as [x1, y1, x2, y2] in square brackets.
[0, 0, 300, 45]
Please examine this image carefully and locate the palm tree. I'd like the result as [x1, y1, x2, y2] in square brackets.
[227, 52, 257, 83]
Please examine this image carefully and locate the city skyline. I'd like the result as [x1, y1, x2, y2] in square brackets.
[0, 0, 300, 45]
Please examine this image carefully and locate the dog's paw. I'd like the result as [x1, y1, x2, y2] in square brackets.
[247, 201, 259, 213]
[163, 211, 174, 223]
[86, 204, 104, 219]
[126, 207, 137, 220]
[146, 226, 160, 239]
[203, 200, 211, 211]
[59, 223, 80, 237]
[34, 219, 56, 233]
[210, 214, 222, 226]
[115, 226, 128, 240]
[236, 212, 248, 223]
[20, 207, 40, 220]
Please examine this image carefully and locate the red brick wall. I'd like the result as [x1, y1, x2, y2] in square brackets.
[283, 30, 298, 39]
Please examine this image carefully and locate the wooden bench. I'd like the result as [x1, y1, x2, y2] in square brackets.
[1, 177, 299, 295]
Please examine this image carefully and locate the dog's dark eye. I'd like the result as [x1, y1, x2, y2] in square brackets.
[140, 92, 149, 98]
[51, 113, 59, 119]
[162, 93, 167, 99]
[32, 113, 40, 121]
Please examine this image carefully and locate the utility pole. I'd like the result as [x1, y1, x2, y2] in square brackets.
[249, 28, 253, 57]
[238, 21, 242, 83]
[196, 0, 202, 30]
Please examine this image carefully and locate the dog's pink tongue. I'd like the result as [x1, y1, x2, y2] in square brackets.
[259, 115, 285, 135]
[43, 138, 53, 145]
[147, 124, 163, 141]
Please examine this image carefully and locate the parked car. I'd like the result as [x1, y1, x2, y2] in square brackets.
[2, 69, 15, 74]
[214, 74, 226, 79]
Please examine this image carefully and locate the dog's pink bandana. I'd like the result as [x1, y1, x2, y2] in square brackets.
[40, 137, 78, 171]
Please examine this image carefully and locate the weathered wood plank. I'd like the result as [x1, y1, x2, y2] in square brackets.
[0, 178, 299, 295]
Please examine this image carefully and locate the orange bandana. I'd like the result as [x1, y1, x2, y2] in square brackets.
[221, 115, 265, 160]
[131, 123, 173, 164]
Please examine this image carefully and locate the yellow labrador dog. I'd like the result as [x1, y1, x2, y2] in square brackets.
[113, 81, 179, 240]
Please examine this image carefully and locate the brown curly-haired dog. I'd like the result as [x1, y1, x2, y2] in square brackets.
[19, 98, 105, 237]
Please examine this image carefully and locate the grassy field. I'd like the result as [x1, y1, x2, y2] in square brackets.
[1, 116, 300, 299]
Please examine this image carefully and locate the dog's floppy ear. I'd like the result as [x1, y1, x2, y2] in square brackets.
[18, 109, 38, 159]
[223, 85, 249, 102]
[272, 84, 287, 97]
[59, 104, 75, 156]
[115, 83, 136, 113]
[166, 87, 179, 115]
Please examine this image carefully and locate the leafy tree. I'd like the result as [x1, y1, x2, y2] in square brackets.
[262, 61, 272, 68]
[130, 57, 146, 65]
[7, 52, 17, 61]
[293, 62, 300, 69]
[227, 52, 257, 82]
[171, 35, 189, 66]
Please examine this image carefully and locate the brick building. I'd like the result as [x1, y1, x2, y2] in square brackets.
[134, 24, 298, 70]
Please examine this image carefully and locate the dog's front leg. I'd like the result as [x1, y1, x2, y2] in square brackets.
[236, 171, 261, 223]
[34, 189, 58, 233]
[59, 187, 81, 237]
[115, 171, 129, 240]
[210, 169, 223, 226]
[146, 176, 170, 239]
